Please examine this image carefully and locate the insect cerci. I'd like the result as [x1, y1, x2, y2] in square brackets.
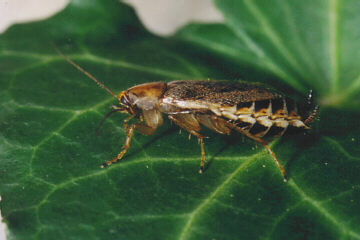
[55, 47, 318, 182]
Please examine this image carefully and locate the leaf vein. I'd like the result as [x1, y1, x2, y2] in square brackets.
[242, 0, 306, 81]
[323, 136, 360, 161]
[289, 180, 360, 239]
[177, 150, 271, 240]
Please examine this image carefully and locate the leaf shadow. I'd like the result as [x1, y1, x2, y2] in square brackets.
[203, 133, 250, 172]
[203, 143, 231, 173]
[117, 126, 179, 161]
[281, 133, 321, 178]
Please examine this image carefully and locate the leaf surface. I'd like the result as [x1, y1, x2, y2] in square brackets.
[178, 0, 360, 108]
[0, 1, 359, 240]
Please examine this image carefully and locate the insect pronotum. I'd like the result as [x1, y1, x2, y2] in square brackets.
[55, 47, 318, 182]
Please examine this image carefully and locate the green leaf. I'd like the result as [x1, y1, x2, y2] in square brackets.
[178, 0, 360, 108]
[0, 0, 359, 240]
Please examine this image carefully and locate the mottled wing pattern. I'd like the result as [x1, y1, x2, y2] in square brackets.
[164, 80, 310, 138]
[165, 80, 282, 105]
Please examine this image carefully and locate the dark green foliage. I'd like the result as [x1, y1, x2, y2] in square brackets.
[0, 0, 359, 239]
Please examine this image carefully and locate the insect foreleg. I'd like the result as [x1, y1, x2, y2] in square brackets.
[100, 122, 157, 168]
[100, 122, 135, 168]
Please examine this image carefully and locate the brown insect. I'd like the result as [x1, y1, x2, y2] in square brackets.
[56, 48, 318, 182]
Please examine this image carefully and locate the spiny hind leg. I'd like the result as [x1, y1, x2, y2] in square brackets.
[100, 122, 156, 168]
[168, 114, 207, 173]
[225, 122, 287, 182]
[260, 140, 287, 182]
[198, 137, 206, 173]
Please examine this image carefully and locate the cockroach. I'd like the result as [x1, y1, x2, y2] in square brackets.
[55, 48, 318, 182]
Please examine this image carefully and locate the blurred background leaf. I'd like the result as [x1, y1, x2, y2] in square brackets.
[0, 0, 359, 239]
[178, 0, 360, 108]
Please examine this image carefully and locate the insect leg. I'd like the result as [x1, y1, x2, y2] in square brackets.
[196, 114, 232, 134]
[133, 123, 157, 135]
[168, 114, 202, 137]
[225, 122, 288, 182]
[198, 137, 206, 173]
[100, 122, 135, 168]
[100, 122, 157, 168]
[168, 114, 207, 173]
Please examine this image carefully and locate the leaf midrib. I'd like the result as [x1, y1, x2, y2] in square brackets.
[2, 50, 194, 80]
[177, 151, 265, 240]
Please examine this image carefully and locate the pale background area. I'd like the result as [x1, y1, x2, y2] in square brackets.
[0, 0, 223, 239]
[0, 0, 223, 35]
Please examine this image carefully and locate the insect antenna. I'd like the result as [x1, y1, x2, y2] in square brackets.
[95, 107, 123, 136]
[52, 43, 121, 101]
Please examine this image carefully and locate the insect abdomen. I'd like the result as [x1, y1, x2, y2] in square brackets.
[228, 97, 311, 138]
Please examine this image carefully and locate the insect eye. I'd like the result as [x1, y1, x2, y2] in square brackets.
[120, 95, 129, 107]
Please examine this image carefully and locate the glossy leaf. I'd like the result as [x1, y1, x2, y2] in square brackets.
[178, 0, 360, 108]
[0, 0, 359, 240]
